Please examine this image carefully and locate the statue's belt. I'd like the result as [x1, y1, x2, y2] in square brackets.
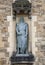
[17, 34, 24, 36]
[17, 34, 27, 36]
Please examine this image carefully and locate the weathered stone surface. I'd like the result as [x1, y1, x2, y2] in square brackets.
[0, 31, 4, 48]
[31, 0, 45, 65]
[5, 52, 9, 57]
[4, 42, 9, 48]
[0, 48, 7, 52]
[0, 58, 6, 65]
[0, 0, 45, 65]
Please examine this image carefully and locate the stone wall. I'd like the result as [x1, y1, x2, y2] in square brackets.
[0, 0, 13, 65]
[0, 0, 45, 65]
[32, 0, 45, 65]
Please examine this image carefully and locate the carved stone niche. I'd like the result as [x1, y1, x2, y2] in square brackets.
[10, 0, 35, 65]
[12, 0, 31, 20]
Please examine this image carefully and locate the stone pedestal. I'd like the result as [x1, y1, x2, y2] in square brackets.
[11, 63, 33, 65]
[10, 52, 35, 65]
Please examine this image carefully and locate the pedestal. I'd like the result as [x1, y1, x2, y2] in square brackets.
[10, 52, 35, 65]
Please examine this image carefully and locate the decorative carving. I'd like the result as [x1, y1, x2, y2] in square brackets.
[12, 0, 31, 19]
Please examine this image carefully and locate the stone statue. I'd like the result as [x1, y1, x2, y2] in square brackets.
[16, 16, 28, 54]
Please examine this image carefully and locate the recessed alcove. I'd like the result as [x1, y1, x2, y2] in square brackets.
[15, 15, 31, 53]
[7, 0, 35, 65]
[6, 15, 38, 65]
[7, 15, 37, 62]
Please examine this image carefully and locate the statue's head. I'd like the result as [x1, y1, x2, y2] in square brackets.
[19, 16, 25, 23]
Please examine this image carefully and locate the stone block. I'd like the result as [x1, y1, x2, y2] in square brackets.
[5, 52, 9, 57]
[2, 32, 9, 38]
[0, 58, 6, 65]
[0, 31, 4, 48]
[1, 27, 8, 33]
[0, 52, 5, 58]
[2, 37, 8, 42]
[4, 42, 9, 47]
[0, 48, 7, 52]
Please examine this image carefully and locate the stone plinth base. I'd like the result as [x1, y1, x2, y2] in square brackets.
[10, 52, 35, 65]
[11, 63, 33, 65]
